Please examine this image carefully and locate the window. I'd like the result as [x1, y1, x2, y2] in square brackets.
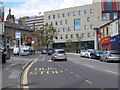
[58, 28, 60, 32]
[106, 1, 113, 11]
[88, 33, 90, 37]
[113, 13, 118, 19]
[68, 12, 70, 16]
[53, 15, 55, 19]
[73, 11, 76, 16]
[102, 13, 107, 21]
[65, 34, 68, 39]
[65, 20, 68, 24]
[55, 21, 58, 25]
[68, 27, 71, 31]
[71, 34, 73, 38]
[76, 34, 79, 38]
[78, 11, 81, 15]
[63, 28, 66, 32]
[84, 10, 86, 14]
[74, 19, 81, 31]
[51, 22, 53, 25]
[48, 16, 50, 19]
[63, 13, 65, 17]
[84, 25, 88, 30]
[90, 25, 93, 29]
[55, 36, 58, 39]
[60, 35, 63, 39]
[87, 17, 90, 22]
[60, 21, 63, 25]
[90, 9, 92, 13]
[58, 14, 60, 18]
[106, 27, 109, 35]
[82, 33, 84, 38]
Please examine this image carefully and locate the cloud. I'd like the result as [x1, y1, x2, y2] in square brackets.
[5, 0, 92, 19]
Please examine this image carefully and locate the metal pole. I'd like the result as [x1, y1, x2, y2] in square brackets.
[19, 33, 21, 65]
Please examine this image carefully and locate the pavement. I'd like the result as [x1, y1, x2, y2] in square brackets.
[1, 53, 40, 89]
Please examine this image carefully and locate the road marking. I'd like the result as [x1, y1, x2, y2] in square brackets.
[83, 64, 95, 69]
[75, 75, 81, 79]
[41, 71, 44, 75]
[43, 55, 45, 61]
[65, 68, 68, 71]
[70, 72, 74, 74]
[46, 71, 49, 74]
[85, 80, 93, 84]
[104, 70, 118, 74]
[52, 71, 55, 74]
[22, 59, 38, 89]
[55, 71, 58, 74]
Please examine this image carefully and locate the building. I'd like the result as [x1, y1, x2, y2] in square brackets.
[4, 21, 34, 51]
[44, 1, 109, 50]
[25, 15, 44, 31]
[6, 9, 15, 23]
[98, 18, 120, 52]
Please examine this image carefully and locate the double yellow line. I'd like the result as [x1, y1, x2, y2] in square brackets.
[22, 59, 38, 89]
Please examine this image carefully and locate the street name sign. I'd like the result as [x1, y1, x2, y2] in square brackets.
[15, 32, 21, 40]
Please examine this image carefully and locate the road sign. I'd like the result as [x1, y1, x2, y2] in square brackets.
[15, 32, 21, 40]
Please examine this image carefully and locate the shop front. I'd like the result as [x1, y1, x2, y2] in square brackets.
[110, 34, 120, 52]
[100, 36, 112, 50]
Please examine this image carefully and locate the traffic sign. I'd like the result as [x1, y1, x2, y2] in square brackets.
[15, 32, 21, 40]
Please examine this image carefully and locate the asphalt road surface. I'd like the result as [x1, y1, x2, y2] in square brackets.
[21, 53, 119, 88]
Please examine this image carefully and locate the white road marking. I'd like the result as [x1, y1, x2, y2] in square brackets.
[85, 80, 93, 84]
[9, 71, 20, 79]
[43, 55, 45, 61]
[104, 70, 118, 75]
[83, 64, 95, 69]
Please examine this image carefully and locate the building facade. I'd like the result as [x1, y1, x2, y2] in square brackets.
[4, 21, 34, 49]
[25, 15, 44, 31]
[99, 18, 120, 52]
[44, 1, 109, 49]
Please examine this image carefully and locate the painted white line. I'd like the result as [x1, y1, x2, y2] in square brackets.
[85, 80, 93, 84]
[43, 55, 45, 61]
[83, 64, 95, 69]
[104, 70, 118, 74]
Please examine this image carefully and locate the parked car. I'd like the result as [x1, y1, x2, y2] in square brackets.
[100, 50, 120, 62]
[51, 49, 67, 61]
[85, 49, 94, 58]
[90, 50, 103, 59]
[20, 50, 29, 56]
[48, 50, 54, 55]
[80, 50, 86, 57]
[41, 50, 47, 54]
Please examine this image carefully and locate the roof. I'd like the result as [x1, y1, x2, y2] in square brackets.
[4, 21, 33, 31]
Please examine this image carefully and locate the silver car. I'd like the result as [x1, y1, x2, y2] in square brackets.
[51, 49, 67, 61]
[100, 50, 120, 62]
[80, 50, 86, 57]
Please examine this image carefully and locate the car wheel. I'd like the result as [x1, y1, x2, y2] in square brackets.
[64, 59, 67, 61]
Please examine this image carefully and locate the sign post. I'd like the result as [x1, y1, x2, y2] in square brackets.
[15, 32, 21, 64]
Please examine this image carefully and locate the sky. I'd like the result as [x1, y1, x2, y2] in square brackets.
[2, 0, 93, 19]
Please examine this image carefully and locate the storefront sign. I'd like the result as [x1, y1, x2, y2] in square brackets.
[110, 34, 120, 43]
[101, 36, 110, 45]
[15, 32, 21, 40]
[97, 34, 102, 38]
[26, 38, 32, 42]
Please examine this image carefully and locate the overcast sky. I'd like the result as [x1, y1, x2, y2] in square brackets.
[4, 0, 93, 19]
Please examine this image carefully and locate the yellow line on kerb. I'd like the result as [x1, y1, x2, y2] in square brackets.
[22, 59, 38, 89]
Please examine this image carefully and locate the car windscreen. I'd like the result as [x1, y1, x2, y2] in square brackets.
[57, 51, 65, 54]
[96, 50, 103, 54]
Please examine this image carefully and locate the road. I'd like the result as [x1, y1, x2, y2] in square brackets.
[21, 53, 119, 88]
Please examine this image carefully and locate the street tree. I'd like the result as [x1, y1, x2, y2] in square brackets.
[39, 23, 57, 51]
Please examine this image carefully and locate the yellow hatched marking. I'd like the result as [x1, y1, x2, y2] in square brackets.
[52, 71, 55, 74]
[55, 71, 58, 74]
[46, 71, 49, 74]
[42, 68, 44, 70]
[41, 71, 44, 75]
[35, 68, 37, 71]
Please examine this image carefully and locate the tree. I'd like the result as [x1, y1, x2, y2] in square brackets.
[76, 35, 82, 50]
[39, 23, 57, 51]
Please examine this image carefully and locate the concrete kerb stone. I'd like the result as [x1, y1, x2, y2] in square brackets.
[19, 59, 35, 88]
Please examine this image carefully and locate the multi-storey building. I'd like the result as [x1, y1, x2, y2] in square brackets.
[25, 15, 44, 31]
[44, 1, 109, 49]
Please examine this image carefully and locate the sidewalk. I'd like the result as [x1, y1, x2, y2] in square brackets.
[67, 52, 80, 55]
[2, 54, 35, 89]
